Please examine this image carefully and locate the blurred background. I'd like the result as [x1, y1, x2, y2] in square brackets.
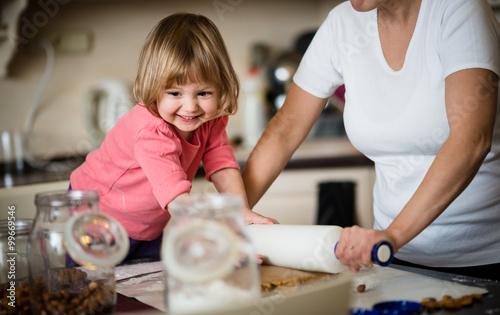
[0, 0, 344, 169]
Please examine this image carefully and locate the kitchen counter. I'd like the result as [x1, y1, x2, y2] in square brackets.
[116, 265, 500, 315]
[0, 137, 372, 189]
[114, 262, 500, 314]
[389, 264, 500, 315]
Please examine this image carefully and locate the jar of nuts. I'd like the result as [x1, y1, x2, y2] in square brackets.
[0, 219, 32, 284]
[28, 190, 129, 315]
[0, 219, 33, 314]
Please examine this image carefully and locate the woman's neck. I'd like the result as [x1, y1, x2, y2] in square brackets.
[378, 0, 421, 26]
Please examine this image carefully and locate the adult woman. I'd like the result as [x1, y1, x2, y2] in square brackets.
[242, 0, 500, 280]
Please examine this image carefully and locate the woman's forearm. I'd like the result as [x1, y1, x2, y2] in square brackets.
[242, 83, 328, 208]
[386, 134, 491, 249]
[241, 110, 300, 208]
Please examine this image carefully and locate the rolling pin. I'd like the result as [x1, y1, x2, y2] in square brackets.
[246, 224, 393, 274]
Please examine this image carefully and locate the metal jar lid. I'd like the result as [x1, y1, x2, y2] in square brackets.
[0, 219, 33, 237]
[35, 190, 99, 208]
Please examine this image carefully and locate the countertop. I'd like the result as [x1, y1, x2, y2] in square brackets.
[389, 264, 500, 315]
[114, 262, 500, 314]
[0, 137, 373, 189]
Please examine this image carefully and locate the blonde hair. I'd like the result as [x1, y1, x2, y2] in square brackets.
[133, 13, 239, 118]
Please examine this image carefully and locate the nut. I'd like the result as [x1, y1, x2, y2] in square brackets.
[356, 284, 366, 293]
[16, 268, 117, 315]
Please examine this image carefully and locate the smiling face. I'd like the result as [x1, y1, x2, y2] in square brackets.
[157, 79, 219, 141]
[134, 14, 239, 129]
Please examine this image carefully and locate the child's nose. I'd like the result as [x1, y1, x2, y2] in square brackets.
[183, 97, 199, 112]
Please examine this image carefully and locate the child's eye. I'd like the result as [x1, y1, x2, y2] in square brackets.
[167, 91, 180, 97]
[198, 91, 213, 97]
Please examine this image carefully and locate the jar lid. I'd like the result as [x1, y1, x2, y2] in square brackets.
[373, 301, 422, 315]
[0, 219, 33, 237]
[35, 190, 99, 207]
[162, 220, 238, 283]
[64, 211, 129, 268]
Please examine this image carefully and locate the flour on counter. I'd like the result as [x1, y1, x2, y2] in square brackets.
[115, 261, 163, 281]
[338, 266, 488, 309]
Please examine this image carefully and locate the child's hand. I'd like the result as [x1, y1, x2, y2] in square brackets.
[257, 254, 266, 264]
[242, 210, 276, 266]
[243, 209, 279, 225]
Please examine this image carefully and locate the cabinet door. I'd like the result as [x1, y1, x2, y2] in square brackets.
[0, 180, 70, 220]
[192, 166, 375, 227]
[252, 167, 375, 227]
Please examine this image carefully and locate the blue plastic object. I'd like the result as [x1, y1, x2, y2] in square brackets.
[351, 309, 382, 315]
[371, 241, 394, 266]
[334, 241, 394, 267]
[373, 301, 423, 315]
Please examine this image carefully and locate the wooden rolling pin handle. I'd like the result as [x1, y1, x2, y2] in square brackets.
[334, 241, 394, 267]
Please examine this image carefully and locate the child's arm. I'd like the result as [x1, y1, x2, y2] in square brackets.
[210, 168, 279, 225]
[166, 192, 190, 214]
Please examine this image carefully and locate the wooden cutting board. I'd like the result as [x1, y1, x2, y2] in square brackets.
[260, 265, 335, 295]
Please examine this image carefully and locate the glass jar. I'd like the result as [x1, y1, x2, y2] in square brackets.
[0, 219, 32, 284]
[0, 218, 32, 313]
[28, 190, 129, 315]
[162, 194, 261, 314]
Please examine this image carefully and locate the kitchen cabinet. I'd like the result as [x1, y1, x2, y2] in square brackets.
[0, 138, 375, 226]
[193, 138, 376, 227]
[0, 180, 69, 220]
[2, 164, 375, 225]
[192, 166, 376, 228]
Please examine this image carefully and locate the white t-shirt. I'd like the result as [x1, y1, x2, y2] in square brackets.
[294, 0, 500, 267]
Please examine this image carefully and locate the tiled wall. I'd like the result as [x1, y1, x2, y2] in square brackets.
[0, 0, 340, 162]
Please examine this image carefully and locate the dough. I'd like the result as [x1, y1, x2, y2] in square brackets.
[260, 265, 333, 295]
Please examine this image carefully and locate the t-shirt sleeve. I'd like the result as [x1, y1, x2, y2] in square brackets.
[293, 9, 344, 99]
[439, 0, 500, 78]
[202, 116, 240, 181]
[134, 127, 191, 210]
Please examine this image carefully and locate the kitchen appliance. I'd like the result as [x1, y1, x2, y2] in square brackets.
[265, 31, 346, 139]
[83, 79, 134, 150]
[242, 43, 271, 147]
[0, 130, 24, 172]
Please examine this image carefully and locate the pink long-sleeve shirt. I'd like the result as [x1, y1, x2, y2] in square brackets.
[70, 105, 239, 240]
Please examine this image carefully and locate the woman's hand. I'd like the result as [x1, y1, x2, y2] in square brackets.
[335, 225, 397, 272]
[242, 208, 279, 225]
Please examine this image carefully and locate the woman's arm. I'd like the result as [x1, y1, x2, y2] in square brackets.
[242, 83, 329, 208]
[337, 68, 498, 271]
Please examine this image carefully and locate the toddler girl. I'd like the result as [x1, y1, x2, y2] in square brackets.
[70, 13, 276, 265]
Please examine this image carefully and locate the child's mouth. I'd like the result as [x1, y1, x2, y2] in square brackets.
[178, 114, 200, 121]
